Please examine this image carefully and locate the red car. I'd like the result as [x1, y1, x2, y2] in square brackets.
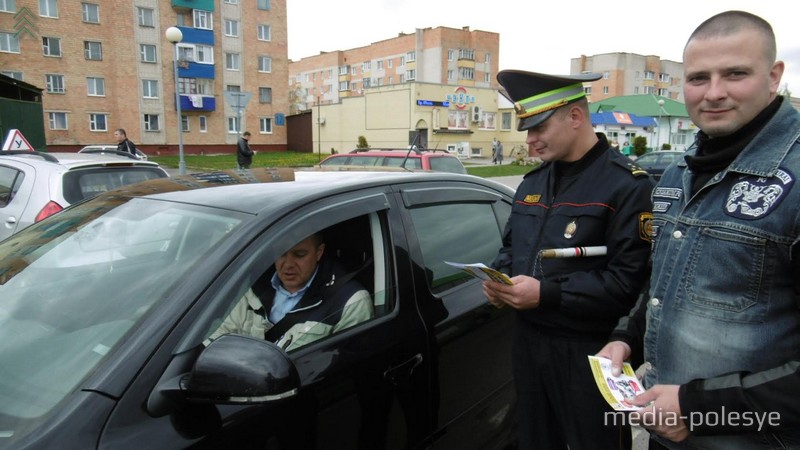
[319, 148, 467, 174]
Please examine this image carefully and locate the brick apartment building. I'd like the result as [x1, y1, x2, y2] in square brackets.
[288, 26, 500, 114]
[0, 0, 288, 155]
[572, 52, 685, 103]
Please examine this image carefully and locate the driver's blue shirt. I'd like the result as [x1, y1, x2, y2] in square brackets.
[269, 267, 318, 323]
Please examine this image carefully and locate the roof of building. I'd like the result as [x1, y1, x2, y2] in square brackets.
[590, 111, 655, 127]
[590, 95, 687, 117]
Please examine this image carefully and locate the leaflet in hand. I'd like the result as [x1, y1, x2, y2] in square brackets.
[444, 261, 513, 285]
[588, 355, 644, 411]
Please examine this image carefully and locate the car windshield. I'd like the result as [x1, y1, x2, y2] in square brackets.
[0, 196, 245, 439]
[62, 167, 167, 203]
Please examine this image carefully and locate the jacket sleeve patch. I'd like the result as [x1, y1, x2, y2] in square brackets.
[639, 212, 654, 242]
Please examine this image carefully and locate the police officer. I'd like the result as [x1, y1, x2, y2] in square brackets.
[483, 70, 654, 449]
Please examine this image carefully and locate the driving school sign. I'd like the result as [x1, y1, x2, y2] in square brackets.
[446, 86, 475, 110]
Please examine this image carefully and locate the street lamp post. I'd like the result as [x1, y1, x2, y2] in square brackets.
[657, 99, 665, 151]
[165, 26, 186, 175]
[317, 95, 321, 162]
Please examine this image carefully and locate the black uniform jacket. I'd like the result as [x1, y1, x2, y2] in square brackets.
[493, 135, 654, 338]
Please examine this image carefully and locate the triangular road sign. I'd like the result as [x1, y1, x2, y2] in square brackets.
[2, 129, 35, 151]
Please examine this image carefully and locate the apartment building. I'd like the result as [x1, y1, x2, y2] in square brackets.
[0, 0, 288, 154]
[288, 26, 500, 114]
[571, 52, 684, 103]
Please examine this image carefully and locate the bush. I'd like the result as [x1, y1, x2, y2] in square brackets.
[661, 143, 672, 150]
[633, 136, 648, 157]
[356, 136, 369, 149]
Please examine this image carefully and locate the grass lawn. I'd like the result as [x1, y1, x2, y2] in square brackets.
[149, 153, 536, 177]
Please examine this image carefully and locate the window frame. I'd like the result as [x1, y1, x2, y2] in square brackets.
[86, 77, 105, 96]
[89, 113, 107, 131]
[257, 24, 271, 41]
[42, 36, 61, 57]
[137, 7, 154, 27]
[142, 79, 159, 99]
[81, 2, 99, 23]
[39, 0, 57, 18]
[45, 74, 65, 93]
[139, 44, 157, 63]
[48, 111, 68, 130]
[84, 41, 102, 61]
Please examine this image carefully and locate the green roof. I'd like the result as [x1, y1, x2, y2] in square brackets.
[589, 95, 687, 117]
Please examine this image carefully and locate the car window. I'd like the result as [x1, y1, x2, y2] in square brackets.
[383, 156, 422, 169]
[634, 153, 659, 165]
[428, 156, 466, 174]
[409, 201, 505, 294]
[201, 208, 391, 354]
[62, 167, 167, 203]
[0, 198, 245, 432]
[659, 153, 683, 165]
[0, 165, 24, 207]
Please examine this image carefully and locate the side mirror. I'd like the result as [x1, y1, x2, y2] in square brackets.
[186, 335, 300, 403]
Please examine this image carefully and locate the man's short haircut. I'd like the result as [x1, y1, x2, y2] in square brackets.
[116, 128, 127, 137]
[243, 131, 252, 137]
[687, 10, 776, 63]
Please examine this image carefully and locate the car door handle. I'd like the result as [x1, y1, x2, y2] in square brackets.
[5, 217, 16, 225]
[384, 353, 423, 386]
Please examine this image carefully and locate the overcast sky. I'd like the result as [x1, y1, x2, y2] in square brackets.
[287, 0, 800, 96]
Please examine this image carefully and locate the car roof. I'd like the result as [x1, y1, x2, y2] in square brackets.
[103, 168, 505, 216]
[343, 148, 455, 157]
[0, 151, 160, 168]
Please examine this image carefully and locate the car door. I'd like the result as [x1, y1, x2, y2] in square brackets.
[99, 186, 438, 449]
[0, 162, 35, 240]
[395, 180, 517, 449]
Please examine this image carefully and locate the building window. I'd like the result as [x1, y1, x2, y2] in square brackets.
[140, 44, 157, 63]
[448, 50, 455, 61]
[362, 61, 371, 71]
[484, 52, 491, 63]
[39, 0, 57, 18]
[658, 88, 669, 96]
[42, 37, 61, 57]
[199, 115, 207, 132]
[458, 67, 474, 80]
[406, 51, 415, 62]
[1, 71, 22, 80]
[362, 78, 371, 89]
[603, 86, 609, 94]
[227, 117, 240, 133]
[223, 0, 238, 3]
[0, 32, 20, 53]
[45, 74, 65, 93]
[195, 44, 214, 64]
[644, 71, 655, 80]
[138, 7, 154, 27]
[177, 77, 197, 95]
[405, 70, 415, 81]
[181, 115, 189, 132]
[447, 109, 468, 129]
[338, 81, 349, 91]
[224, 19, 239, 37]
[388, 59, 393, 69]
[447, 70, 454, 81]
[659, 73, 671, 83]
[501, 112, 512, 131]
[480, 112, 497, 130]
[258, 56, 272, 72]
[0, 0, 16, 13]
[144, 114, 160, 131]
[84, 41, 102, 60]
[48, 112, 67, 130]
[257, 24, 271, 41]
[89, 113, 107, 131]
[226, 85, 240, 92]
[584, 86, 592, 95]
[458, 48, 474, 60]
[257, 0, 270, 10]
[351, 66, 357, 76]
[259, 87, 272, 103]
[376, 60, 383, 70]
[225, 53, 240, 70]
[87, 77, 105, 96]
[399, 56, 405, 66]
[484, 73, 490, 83]
[338, 65, 348, 75]
[603, 71, 610, 80]
[194, 10, 212, 30]
[260, 117, 272, 134]
[142, 79, 158, 98]
[82, 3, 99, 23]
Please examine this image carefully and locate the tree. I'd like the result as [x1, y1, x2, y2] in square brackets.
[356, 135, 369, 149]
[633, 136, 648, 157]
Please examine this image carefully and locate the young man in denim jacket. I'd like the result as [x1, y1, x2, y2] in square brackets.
[600, 11, 800, 449]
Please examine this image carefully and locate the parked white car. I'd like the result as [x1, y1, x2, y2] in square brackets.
[79, 144, 148, 161]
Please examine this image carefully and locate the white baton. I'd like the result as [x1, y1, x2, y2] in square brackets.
[539, 246, 607, 259]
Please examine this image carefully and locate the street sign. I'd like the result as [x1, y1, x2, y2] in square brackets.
[223, 91, 252, 115]
[2, 129, 34, 151]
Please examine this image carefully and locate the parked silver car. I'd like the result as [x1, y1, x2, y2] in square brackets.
[79, 144, 148, 160]
[0, 150, 168, 240]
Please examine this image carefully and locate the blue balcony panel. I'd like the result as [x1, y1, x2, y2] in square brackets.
[177, 62, 215, 80]
[177, 27, 214, 46]
[175, 95, 216, 112]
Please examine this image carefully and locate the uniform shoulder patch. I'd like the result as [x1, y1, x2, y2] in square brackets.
[625, 162, 649, 178]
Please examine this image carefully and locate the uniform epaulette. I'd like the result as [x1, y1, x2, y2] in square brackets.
[616, 160, 649, 178]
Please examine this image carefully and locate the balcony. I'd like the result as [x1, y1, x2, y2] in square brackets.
[171, 0, 215, 11]
[175, 94, 216, 112]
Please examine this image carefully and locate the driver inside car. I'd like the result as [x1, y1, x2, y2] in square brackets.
[206, 232, 373, 351]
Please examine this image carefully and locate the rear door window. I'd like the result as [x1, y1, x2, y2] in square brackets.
[428, 156, 466, 174]
[0, 166, 24, 207]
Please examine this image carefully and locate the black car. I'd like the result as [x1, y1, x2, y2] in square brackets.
[633, 150, 685, 180]
[0, 168, 517, 449]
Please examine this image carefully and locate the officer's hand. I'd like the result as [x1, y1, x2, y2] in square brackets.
[596, 341, 632, 377]
[482, 275, 541, 310]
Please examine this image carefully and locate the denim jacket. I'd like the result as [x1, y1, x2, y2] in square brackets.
[642, 99, 800, 449]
